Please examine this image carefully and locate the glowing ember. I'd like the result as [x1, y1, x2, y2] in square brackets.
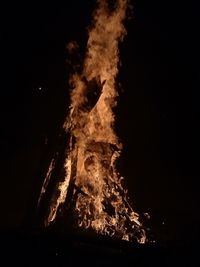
[38, 0, 146, 243]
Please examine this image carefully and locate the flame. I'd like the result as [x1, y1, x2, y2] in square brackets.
[38, 0, 146, 243]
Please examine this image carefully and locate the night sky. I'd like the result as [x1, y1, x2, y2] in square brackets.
[1, 0, 199, 245]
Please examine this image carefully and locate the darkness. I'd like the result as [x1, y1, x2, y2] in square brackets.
[0, 0, 199, 259]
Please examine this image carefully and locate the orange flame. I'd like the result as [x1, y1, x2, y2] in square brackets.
[38, 0, 146, 244]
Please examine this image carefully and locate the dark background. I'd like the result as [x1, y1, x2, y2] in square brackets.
[1, 0, 199, 245]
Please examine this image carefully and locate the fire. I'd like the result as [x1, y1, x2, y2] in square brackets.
[38, 0, 146, 244]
